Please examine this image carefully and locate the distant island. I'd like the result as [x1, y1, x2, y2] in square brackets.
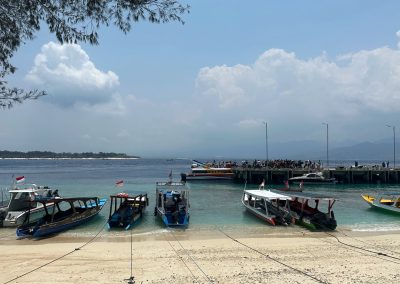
[0, 151, 140, 159]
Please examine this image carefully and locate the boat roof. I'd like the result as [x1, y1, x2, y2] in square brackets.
[286, 192, 337, 200]
[33, 197, 102, 204]
[110, 191, 147, 198]
[8, 184, 52, 193]
[244, 189, 292, 200]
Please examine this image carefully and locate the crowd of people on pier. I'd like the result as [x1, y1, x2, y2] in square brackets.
[239, 159, 322, 170]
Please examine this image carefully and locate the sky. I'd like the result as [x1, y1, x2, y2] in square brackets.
[2, 0, 400, 159]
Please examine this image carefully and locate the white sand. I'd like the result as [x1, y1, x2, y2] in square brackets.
[1, 228, 400, 283]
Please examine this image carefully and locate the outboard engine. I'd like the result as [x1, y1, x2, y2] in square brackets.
[0, 207, 8, 227]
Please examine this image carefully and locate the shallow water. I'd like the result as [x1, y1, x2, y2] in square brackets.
[1, 158, 400, 238]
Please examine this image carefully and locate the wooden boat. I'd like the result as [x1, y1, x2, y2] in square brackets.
[2, 184, 60, 227]
[16, 197, 106, 238]
[154, 181, 190, 227]
[287, 192, 337, 230]
[362, 193, 400, 214]
[108, 192, 148, 230]
[242, 189, 295, 226]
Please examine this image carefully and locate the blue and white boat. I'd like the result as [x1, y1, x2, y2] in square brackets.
[108, 191, 148, 230]
[154, 181, 190, 227]
[16, 197, 106, 238]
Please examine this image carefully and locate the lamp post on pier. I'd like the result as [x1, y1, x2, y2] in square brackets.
[322, 123, 329, 168]
[386, 125, 396, 169]
[263, 121, 269, 167]
[263, 121, 269, 184]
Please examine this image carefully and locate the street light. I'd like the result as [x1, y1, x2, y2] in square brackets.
[386, 125, 396, 169]
[263, 121, 269, 166]
[322, 123, 329, 168]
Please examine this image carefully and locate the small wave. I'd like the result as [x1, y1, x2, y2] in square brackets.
[349, 223, 400, 232]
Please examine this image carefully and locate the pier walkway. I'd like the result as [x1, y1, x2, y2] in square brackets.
[232, 167, 400, 184]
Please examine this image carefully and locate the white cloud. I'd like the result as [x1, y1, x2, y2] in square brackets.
[196, 44, 400, 116]
[237, 119, 262, 129]
[26, 42, 119, 107]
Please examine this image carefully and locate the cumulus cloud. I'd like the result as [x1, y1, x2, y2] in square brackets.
[196, 43, 400, 117]
[26, 42, 119, 107]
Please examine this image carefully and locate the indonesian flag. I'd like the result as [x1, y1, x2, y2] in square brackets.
[16, 176, 25, 183]
[115, 180, 124, 187]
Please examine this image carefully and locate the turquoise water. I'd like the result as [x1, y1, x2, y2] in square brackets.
[1, 158, 400, 237]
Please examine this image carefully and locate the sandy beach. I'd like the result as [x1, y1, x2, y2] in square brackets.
[1, 227, 400, 284]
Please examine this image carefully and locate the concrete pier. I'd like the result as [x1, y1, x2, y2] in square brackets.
[232, 167, 400, 184]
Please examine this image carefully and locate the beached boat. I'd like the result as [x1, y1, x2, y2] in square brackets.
[2, 184, 60, 227]
[242, 189, 295, 226]
[287, 192, 337, 230]
[154, 181, 190, 227]
[288, 172, 337, 185]
[180, 160, 234, 181]
[362, 193, 400, 214]
[16, 197, 106, 238]
[108, 192, 148, 230]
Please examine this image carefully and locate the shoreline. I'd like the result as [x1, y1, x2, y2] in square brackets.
[1, 228, 400, 283]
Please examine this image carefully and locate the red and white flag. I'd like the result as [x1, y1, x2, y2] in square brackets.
[115, 180, 124, 187]
[16, 176, 25, 183]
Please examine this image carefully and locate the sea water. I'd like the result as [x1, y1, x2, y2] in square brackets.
[1, 158, 400, 238]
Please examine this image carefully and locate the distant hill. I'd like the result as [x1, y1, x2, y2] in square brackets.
[0, 151, 140, 159]
[269, 140, 398, 161]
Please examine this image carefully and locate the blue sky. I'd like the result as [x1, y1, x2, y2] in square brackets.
[2, 0, 400, 158]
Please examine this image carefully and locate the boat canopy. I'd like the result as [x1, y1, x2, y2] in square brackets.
[110, 191, 147, 198]
[288, 192, 337, 201]
[244, 190, 292, 200]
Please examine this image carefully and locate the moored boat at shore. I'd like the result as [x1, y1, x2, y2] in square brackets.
[242, 189, 295, 226]
[155, 181, 190, 227]
[2, 183, 60, 227]
[287, 192, 337, 230]
[362, 193, 400, 214]
[16, 197, 106, 238]
[108, 192, 148, 230]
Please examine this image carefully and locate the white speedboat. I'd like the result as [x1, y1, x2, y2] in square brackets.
[2, 184, 59, 227]
[288, 172, 337, 185]
[181, 160, 234, 181]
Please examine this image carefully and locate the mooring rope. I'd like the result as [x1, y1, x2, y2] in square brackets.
[336, 229, 400, 256]
[2, 220, 108, 284]
[124, 226, 135, 284]
[169, 230, 213, 283]
[218, 228, 329, 284]
[163, 231, 199, 283]
[323, 231, 400, 263]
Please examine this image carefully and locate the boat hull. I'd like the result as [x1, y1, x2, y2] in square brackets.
[362, 194, 400, 214]
[17, 198, 106, 238]
[243, 204, 276, 226]
[156, 207, 189, 227]
[181, 173, 234, 181]
[3, 204, 54, 227]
